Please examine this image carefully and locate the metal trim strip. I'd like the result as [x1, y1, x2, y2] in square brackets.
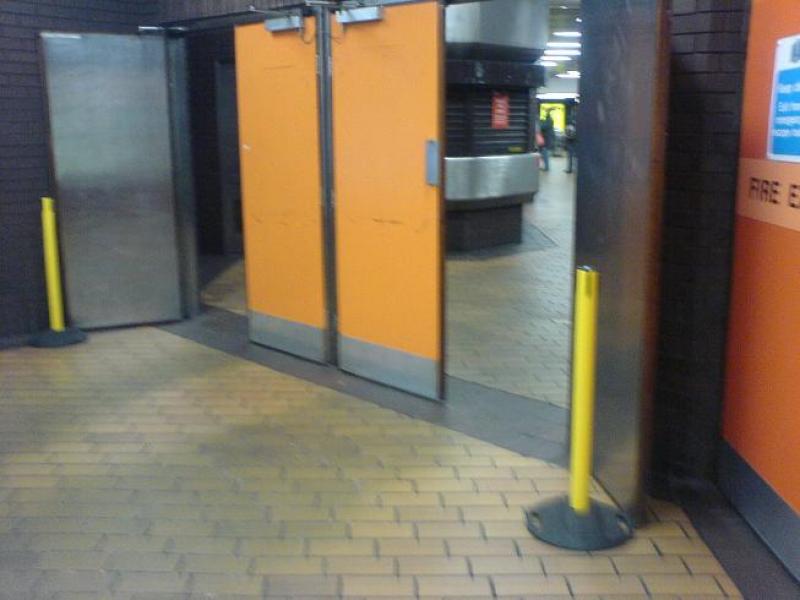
[265, 15, 303, 32]
[249, 311, 326, 363]
[719, 441, 800, 582]
[336, 6, 384, 25]
[339, 335, 440, 400]
[315, 8, 339, 365]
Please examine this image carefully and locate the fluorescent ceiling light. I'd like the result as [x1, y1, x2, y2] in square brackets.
[537, 92, 579, 100]
[547, 41, 581, 48]
[537, 61, 558, 67]
[542, 56, 573, 62]
[544, 49, 581, 56]
[554, 31, 582, 38]
[556, 70, 581, 79]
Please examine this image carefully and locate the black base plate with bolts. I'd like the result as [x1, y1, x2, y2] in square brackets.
[30, 328, 87, 348]
[525, 495, 633, 551]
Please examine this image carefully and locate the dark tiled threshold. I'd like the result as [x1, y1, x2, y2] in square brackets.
[662, 479, 800, 600]
[161, 305, 569, 466]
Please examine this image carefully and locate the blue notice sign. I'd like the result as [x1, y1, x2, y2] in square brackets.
[769, 35, 800, 163]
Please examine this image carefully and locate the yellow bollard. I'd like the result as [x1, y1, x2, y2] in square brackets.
[30, 197, 86, 348]
[41, 197, 66, 332]
[525, 267, 631, 551]
[569, 267, 599, 515]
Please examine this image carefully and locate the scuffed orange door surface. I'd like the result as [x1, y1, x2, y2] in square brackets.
[236, 21, 326, 330]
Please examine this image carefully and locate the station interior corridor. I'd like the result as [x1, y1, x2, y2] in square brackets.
[0, 324, 741, 598]
[201, 158, 576, 408]
[446, 160, 575, 406]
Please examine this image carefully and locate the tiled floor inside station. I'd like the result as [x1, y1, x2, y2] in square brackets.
[446, 161, 575, 406]
[201, 260, 247, 318]
[0, 326, 741, 598]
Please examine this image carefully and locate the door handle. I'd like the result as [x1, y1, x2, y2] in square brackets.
[426, 139, 440, 187]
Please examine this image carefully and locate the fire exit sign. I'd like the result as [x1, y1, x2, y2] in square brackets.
[769, 34, 800, 162]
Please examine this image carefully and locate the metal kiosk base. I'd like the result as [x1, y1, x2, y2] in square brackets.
[526, 496, 633, 551]
[446, 199, 525, 251]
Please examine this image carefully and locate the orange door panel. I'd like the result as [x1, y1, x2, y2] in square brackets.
[235, 20, 327, 361]
[331, 2, 444, 398]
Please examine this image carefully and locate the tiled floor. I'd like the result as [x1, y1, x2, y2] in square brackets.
[201, 259, 247, 317]
[0, 327, 740, 598]
[446, 161, 575, 406]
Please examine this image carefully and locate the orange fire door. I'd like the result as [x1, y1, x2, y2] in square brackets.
[235, 19, 328, 362]
[331, 2, 444, 399]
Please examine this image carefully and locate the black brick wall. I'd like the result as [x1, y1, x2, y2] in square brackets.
[652, 0, 750, 484]
[0, 0, 159, 343]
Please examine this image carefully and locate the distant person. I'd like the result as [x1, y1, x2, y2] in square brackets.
[539, 111, 555, 172]
[564, 119, 577, 174]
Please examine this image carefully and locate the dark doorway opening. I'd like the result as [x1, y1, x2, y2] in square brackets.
[185, 28, 247, 316]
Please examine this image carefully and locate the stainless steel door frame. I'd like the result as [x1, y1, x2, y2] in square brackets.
[167, 34, 200, 318]
[40, 31, 198, 329]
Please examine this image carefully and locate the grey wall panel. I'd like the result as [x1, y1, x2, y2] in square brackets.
[576, 0, 668, 520]
[41, 33, 183, 329]
[719, 442, 800, 582]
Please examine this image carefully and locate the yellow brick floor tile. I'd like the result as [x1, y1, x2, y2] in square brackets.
[0, 327, 742, 599]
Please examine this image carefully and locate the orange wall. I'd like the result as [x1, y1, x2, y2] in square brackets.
[235, 21, 327, 329]
[724, 0, 800, 512]
[725, 218, 800, 511]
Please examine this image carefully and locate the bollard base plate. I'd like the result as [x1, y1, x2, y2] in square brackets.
[30, 328, 87, 348]
[525, 495, 633, 551]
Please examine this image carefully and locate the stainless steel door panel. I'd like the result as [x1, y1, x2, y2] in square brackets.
[575, 1, 668, 521]
[41, 33, 182, 329]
